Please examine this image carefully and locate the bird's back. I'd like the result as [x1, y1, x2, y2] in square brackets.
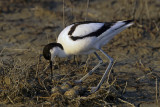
[57, 20, 133, 55]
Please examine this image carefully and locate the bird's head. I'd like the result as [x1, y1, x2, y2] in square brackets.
[43, 43, 64, 78]
[43, 43, 64, 61]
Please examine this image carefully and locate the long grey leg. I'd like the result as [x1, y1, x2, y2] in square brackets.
[75, 52, 103, 83]
[91, 49, 114, 93]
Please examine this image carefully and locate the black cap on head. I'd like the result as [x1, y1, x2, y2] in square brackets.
[43, 43, 63, 60]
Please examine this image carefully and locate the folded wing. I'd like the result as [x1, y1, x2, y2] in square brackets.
[68, 20, 133, 41]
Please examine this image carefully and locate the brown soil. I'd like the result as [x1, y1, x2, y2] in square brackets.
[0, 0, 160, 106]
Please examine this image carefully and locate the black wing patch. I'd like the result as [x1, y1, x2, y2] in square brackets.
[69, 21, 114, 41]
[114, 20, 133, 30]
[68, 21, 102, 35]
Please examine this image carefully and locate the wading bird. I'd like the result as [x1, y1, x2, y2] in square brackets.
[43, 20, 133, 93]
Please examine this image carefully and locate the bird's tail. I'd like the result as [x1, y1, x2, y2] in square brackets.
[109, 20, 134, 32]
[105, 19, 133, 37]
[97, 20, 134, 48]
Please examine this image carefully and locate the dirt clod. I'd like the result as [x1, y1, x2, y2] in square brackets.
[64, 89, 79, 99]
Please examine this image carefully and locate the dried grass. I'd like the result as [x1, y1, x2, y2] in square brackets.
[0, 0, 160, 106]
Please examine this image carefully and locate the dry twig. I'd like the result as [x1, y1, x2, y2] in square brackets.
[122, 81, 127, 95]
[7, 95, 14, 104]
[63, 0, 65, 28]
[85, 0, 90, 21]
[156, 78, 158, 105]
[118, 98, 135, 107]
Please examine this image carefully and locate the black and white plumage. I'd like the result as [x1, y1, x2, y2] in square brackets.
[43, 20, 133, 93]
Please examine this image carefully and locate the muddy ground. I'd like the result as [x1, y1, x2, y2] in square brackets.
[0, 0, 160, 106]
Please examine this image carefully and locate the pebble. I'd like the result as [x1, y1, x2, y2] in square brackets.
[64, 89, 79, 99]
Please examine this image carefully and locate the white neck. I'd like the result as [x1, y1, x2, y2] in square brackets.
[56, 47, 67, 58]
[50, 47, 67, 59]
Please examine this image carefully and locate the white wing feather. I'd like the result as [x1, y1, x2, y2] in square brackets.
[71, 23, 104, 37]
